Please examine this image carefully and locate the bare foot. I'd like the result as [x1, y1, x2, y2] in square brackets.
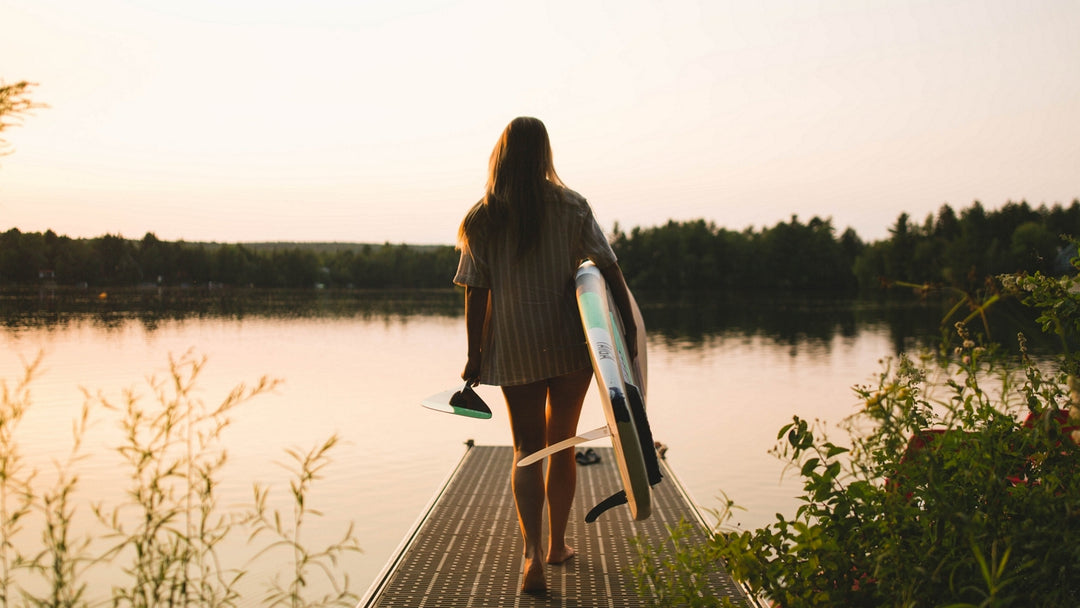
[521, 556, 546, 593]
[546, 544, 576, 565]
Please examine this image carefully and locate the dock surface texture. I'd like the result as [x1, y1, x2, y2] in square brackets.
[361, 445, 752, 607]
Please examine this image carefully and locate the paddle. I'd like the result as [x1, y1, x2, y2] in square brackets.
[420, 383, 492, 419]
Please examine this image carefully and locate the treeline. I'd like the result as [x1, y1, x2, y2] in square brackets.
[854, 200, 1079, 290]
[613, 199, 1080, 293]
[2, 199, 1078, 291]
[612, 216, 862, 291]
[0, 230, 458, 288]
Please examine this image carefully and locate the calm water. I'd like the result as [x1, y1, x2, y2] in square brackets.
[0, 288, 1027, 602]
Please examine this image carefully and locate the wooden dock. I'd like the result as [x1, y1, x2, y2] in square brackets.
[360, 444, 755, 607]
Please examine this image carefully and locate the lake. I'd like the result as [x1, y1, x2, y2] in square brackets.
[0, 287, 1033, 604]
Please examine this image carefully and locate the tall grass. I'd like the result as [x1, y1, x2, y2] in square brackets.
[25, 394, 93, 608]
[0, 350, 361, 607]
[247, 435, 362, 607]
[0, 352, 41, 605]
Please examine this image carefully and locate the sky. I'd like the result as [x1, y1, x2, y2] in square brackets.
[1, 0, 1078, 245]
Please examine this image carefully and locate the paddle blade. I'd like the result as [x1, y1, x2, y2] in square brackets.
[421, 384, 492, 419]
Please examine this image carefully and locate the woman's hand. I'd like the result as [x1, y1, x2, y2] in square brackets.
[462, 354, 481, 386]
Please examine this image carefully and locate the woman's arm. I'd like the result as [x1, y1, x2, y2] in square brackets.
[462, 285, 490, 385]
[599, 262, 638, 359]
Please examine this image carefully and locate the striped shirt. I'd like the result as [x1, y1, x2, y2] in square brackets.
[454, 188, 617, 386]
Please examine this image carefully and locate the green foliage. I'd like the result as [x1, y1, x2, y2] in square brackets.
[1000, 259, 1080, 376]
[0, 353, 40, 605]
[611, 216, 860, 292]
[92, 351, 278, 607]
[855, 201, 1080, 292]
[24, 397, 93, 608]
[0, 352, 362, 606]
[0, 229, 459, 289]
[611, 201, 1078, 294]
[246, 435, 362, 608]
[630, 515, 746, 608]
[634, 269, 1080, 607]
[719, 342, 1078, 607]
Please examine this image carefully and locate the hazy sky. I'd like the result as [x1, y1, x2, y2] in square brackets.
[2, 0, 1078, 245]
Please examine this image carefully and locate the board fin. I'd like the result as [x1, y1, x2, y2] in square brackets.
[586, 381, 664, 523]
[516, 426, 611, 467]
[585, 490, 628, 523]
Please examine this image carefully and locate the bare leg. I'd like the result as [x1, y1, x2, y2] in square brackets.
[503, 381, 550, 593]
[545, 367, 592, 564]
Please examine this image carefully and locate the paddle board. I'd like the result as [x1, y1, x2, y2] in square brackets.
[577, 261, 655, 520]
[518, 261, 661, 522]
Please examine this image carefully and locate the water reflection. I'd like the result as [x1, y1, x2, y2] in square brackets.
[640, 290, 1052, 357]
[643, 293, 919, 351]
[1, 287, 1053, 356]
[0, 287, 462, 331]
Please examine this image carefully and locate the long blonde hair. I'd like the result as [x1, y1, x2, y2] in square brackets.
[458, 117, 565, 258]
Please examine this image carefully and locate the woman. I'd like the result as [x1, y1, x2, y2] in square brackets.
[454, 116, 637, 593]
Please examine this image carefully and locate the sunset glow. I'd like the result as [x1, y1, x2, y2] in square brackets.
[2, 0, 1078, 244]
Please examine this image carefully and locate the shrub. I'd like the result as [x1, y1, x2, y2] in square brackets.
[634, 267, 1080, 607]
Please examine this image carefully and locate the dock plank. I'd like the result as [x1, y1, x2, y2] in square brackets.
[361, 445, 753, 607]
